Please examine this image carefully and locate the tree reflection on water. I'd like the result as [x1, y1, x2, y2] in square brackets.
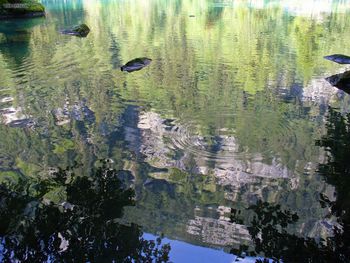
[231, 107, 350, 263]
[2, 106, 350, 262]
[0, 161, 171, 262]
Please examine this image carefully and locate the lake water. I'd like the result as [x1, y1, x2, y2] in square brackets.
[1, 0, 350, 262]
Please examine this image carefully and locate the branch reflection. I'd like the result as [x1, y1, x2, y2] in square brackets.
[0, 160, 171, 262]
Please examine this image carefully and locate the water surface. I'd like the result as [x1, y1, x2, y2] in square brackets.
[1, 0, 350, 262]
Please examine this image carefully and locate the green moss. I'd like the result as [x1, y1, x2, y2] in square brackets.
[0, 0, 45, 15]
[26, 2, 44, 12]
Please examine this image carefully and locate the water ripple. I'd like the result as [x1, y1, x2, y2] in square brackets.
[138, 110, 297, 165]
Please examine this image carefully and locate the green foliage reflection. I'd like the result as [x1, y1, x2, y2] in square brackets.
[0, 161, 171, 262]
[231, 108, 350, 262]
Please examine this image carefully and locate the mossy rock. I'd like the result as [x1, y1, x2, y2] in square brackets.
[60, 24, 90, 37]
[26, 2, 44, 12]
[0, 0, 45, 19]
[72, 24, 90, 36]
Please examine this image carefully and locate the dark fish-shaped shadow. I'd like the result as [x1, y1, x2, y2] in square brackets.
[326, 70, 350, 94]
[324, 54, 350, 64]
[121, 57, 152, 72]
[60, 24, 90, 37]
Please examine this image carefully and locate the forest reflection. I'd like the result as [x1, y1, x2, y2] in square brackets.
[0, 108, 350, 262]
[0, 161, 171, 262]
[231, 107, 350, 262]
[1, 0, 350, 262]
[2, 107, 350, 262]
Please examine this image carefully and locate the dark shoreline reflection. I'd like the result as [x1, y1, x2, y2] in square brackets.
[0, 161, 171, 262]
[230, 107, 350, 263]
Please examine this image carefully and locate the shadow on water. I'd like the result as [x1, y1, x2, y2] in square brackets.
[0, 160, 171, 262]
[230, 107, 350, 263]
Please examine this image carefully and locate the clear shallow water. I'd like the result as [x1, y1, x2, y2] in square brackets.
[1, 0, 350, 262]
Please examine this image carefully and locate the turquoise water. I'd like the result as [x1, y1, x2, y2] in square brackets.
[1, 0, 350, 262]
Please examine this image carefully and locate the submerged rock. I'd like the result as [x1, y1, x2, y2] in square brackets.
[0, 0, 45, 19]
[324, 54, 350, 64]
[60, 24, 90, 37]
[121, 57, 152, 72]
[326, 71, 350, 93]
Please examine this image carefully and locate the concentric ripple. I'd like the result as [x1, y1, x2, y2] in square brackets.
[138, 109, 297, 166]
